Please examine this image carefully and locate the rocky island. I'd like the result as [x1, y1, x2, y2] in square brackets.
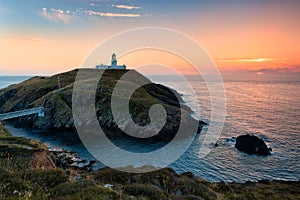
[235, 134, 272, 156]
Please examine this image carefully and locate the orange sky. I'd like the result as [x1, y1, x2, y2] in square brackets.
[0, 1, 299, 75]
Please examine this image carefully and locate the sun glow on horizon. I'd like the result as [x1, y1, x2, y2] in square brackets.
[236, 58, 273, 63]
[0, 1, 299, 75]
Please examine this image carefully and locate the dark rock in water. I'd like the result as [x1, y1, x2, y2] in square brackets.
[235, 134, 271, 156]
[196, 120, 208, 134]
[198, 120, 208, 126]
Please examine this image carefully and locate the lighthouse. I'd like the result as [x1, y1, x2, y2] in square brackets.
[96, 53, 126, 70]
[111, 53, 117, 67]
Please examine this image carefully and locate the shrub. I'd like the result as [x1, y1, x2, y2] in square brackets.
[52, 186, 119, 200]
[123, 184, 167, 200]
[24, 169, 68, 191]
[50, 180, 96, 197]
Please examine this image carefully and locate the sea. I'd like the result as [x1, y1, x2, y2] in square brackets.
[1, 75, 299, 183]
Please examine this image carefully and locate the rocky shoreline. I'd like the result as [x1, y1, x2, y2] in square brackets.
[0, 122, 299, 199]
[49, 147, 96, 171]
[1, 119, 300, 199]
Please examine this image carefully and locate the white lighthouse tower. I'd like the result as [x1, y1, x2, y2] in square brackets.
[111, 53, 117, 67]
[96, 53, 126, 69]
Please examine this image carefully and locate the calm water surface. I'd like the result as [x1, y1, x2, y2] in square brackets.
[1, 76, 299, 182]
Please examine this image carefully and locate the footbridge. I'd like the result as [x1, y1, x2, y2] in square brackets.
[0, 107, 44, 121]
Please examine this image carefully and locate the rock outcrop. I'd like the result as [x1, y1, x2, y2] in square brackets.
[235, 134, 271, 156]
[31, 151, 56, 170]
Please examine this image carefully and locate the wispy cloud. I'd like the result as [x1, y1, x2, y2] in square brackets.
[84, 10, 140, 17]
[111, 4, 141, 10]
[254, 66, 300, 74]
[50, 8, 64, 14]
[89, 3, 100, 7]
[41, 7, 72, 23]
[225, 66, 300, 75]
[40, 7, 141, 22]
[215, 58, 275, 63]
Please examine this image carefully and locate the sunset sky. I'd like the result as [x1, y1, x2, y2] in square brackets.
[0, 0, 300, 76]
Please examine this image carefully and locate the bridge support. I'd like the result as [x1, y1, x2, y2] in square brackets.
[38, 110, 45, 118]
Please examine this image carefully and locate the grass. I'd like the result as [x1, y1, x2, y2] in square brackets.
[0, 122, 299, 200]
[0, 69, 299, 199]
[123, 184, 168, 200]
[0, 69, 78, 113]
[50, 181, 119, 200]
[0, 141, 299, 199]
[0, 121, 11, 137]
[0, 69, 186, 133]
[0, 136, 47, 157]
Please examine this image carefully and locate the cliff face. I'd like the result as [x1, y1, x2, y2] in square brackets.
[0, 69, 200, 141]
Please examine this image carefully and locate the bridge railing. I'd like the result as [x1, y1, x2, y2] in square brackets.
[0, 107, 44, 120]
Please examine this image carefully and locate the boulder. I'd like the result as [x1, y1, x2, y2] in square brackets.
[235, 134, 271, 156]
[197, 120, 208, 134]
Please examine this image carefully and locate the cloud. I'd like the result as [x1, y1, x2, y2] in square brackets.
[228, 66, 300, 75]
[215, 58, 275, 63]
[42, 7, 47, 14]
[89, 3, 100, 7]
[111, 4, 141, 10]
[84, 10, 140, 17]
[40, 6, 141, 23]
[255, 66, 300, 74]
[50, 8, 64, 14]
[41, 7, 72, 23]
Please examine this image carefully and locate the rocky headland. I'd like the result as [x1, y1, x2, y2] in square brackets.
[0, 69, 205, 142]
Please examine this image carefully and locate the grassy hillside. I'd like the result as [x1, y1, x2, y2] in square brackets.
[0, 123, 299, 199]
[0, 121, 10, 137]
[0, 69, 198, 141]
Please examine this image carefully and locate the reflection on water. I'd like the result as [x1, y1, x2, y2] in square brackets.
[5, 79, 300, 182]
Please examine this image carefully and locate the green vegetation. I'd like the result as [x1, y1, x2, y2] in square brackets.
[0, 69, 191, 142]
[0, 70, 299, 199]
[0, 114, 299, 200]
[0, 130, 299, 200]
[0, 121, 11, 137]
